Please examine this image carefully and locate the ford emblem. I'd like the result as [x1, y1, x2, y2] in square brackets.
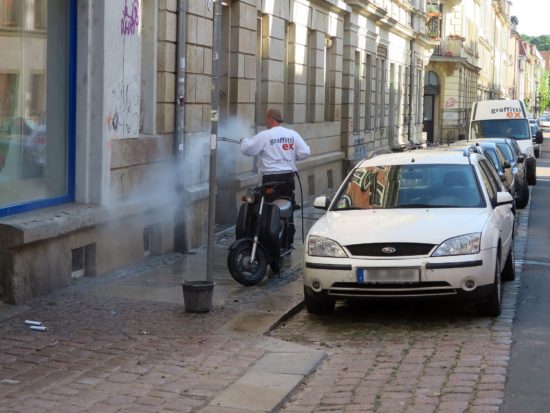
[381, 246, 396, 254]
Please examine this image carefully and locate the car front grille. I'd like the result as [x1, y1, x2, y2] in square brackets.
[328, 281, 455, 297]
[345, 242, 435, 257]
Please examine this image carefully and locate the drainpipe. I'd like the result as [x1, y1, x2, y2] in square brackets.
[408, 38, 415, 144]
[175, 0, 187, 188]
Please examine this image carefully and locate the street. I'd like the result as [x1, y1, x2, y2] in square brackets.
[270, 132, 550, 413]
[0, 133, 549, 413]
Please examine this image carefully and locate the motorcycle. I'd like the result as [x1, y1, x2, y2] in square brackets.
[227, 181, 294, 286]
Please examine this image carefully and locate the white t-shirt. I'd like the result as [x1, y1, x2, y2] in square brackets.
[240, 126, 310, 174]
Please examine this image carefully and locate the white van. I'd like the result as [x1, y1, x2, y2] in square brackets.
[469, 99, 538, 185]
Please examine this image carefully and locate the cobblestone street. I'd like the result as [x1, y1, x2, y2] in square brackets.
[269, 212, 529, 413]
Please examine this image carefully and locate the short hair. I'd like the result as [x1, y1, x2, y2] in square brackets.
[267, 108, 283, 123]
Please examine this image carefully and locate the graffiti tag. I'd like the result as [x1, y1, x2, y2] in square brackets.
[445, 97, 457, 108]
[121, 0, 140, 36]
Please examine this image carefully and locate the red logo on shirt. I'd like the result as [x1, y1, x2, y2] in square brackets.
[282, 143, 294, 150]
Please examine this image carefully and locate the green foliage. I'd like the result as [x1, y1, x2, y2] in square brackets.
[522, 35, 550, 51]
[541, 71, 550, 112]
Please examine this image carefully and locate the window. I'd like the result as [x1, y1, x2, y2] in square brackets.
[353, 51, 361, 134]
[0, 0, 75, 217]
[364, 54, 372, 130]
[306, 30, 316, 123]
[324, 36, 334, 121]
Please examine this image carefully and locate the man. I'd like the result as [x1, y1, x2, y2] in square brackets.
[240, 108, 310, 245]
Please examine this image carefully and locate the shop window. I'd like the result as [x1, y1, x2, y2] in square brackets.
[0, 0, 75, 217]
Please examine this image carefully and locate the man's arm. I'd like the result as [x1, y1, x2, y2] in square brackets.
[241, 133, 265, 156]
[295, 134, 310, 160]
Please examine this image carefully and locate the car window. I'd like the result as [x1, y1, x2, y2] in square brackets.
[495, 143, 514, 162]
[494, 146, 508, 167]
[482, 147, 503, 173]
[478, 159, 500, 204]
[333, 164, 483, 210]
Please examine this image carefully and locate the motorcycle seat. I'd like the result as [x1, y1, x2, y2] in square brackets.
[272, 198, 293, 219]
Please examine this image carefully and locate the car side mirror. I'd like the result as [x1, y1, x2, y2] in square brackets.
[313, 195, 331, 210]
[496, 191, 514, 207]
[517, 154, 525, 163]
[536, 130, 544, 144]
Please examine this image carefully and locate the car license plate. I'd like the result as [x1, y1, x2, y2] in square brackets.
[356, 267, 420, 283]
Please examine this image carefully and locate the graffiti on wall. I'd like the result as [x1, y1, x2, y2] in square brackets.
[121, 0, 140, 36]
[105, 74, 140, 140]
[353, 136, 367, 159]
[445, 97, 457, 108]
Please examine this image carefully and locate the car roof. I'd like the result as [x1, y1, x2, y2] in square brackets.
[358, 149, 479, 167]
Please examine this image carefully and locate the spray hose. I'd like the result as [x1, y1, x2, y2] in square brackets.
[218, 137, 242, 144]
[295, 171, 305, 244]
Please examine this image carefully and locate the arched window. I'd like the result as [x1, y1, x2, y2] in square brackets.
[424, 71, 440, 95]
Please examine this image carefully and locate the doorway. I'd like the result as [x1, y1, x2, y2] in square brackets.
[423, 71, 440, 144]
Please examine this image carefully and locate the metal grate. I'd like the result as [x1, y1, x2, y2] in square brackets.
[345, 242, 435, 257]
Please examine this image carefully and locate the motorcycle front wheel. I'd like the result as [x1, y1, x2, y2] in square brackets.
[227, 242, 268, 286]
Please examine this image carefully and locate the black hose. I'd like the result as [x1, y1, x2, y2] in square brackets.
[295, 171, 305, 243]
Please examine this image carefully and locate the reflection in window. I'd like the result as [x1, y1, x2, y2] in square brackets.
[0, 0, 70, 213]
[333, 164, 483, 209]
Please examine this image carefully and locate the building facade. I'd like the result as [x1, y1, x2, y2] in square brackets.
[0, 0, 433, 304]
[422, 0, 528, 144]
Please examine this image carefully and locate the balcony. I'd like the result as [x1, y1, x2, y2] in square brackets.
[432, 36, 466, 58]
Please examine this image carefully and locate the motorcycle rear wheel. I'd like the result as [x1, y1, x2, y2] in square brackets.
[228, 242, 268, 286]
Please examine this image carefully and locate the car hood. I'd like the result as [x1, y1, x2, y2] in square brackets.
[310, 208, 490, 245]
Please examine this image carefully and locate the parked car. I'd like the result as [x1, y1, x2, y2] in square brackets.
[539, 114, 550, 129]
[480, 137, 530, 209]
[469, 100, 537, 185]
[529, 119, 543, 158]
[304, 149, 515, 317]
[444, 141, 518, 209]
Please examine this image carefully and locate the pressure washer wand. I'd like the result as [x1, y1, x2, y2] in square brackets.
[218, 137, 242, 144]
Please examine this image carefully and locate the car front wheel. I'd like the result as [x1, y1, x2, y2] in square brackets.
[502, 241, 516, 281]
[476, 258, 502, 317]
[304, 288, 336, 315]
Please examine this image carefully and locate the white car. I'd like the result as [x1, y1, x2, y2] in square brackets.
[539, 114, 550, 129]
[304, 149, 515, 317]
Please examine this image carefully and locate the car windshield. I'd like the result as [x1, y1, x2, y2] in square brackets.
[471, 119, 531, 140]
[333, 164, 484, 210]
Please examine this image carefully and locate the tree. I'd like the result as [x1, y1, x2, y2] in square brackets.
[522, 35, 550, 51]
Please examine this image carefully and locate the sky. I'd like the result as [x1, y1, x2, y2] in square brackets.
[510, 0, 549, 37]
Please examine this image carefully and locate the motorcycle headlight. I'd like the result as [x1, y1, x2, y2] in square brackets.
[432, 233, 481, 257]
[308, 235, 348, 257]
[244, 189, 256, 204]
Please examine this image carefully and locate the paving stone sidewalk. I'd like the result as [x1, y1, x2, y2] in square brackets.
[0, 210, 324, 413]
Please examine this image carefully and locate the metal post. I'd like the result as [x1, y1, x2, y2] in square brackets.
[175, 0, 187, 188]
[206, 0, 223, 282]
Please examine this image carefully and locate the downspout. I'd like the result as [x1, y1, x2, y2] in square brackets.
[175, 0, 187, 188]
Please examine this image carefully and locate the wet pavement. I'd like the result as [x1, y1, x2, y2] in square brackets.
[0, 208, 324, 413]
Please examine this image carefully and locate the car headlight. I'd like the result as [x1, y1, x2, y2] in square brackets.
[432, 233, 481, 257]
[308, 235, 348, 257]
